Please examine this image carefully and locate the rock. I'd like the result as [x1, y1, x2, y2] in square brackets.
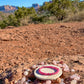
[45, 80, 51, 84]
[70, 74, 80, 80]
[58, 64, 63, 68]
[52, 60, 57, 65]
[20, 76, 26, 84]
[24, 71, 28, 76]
[74, 76, 80, 81]
[63, 63, 69, 72]
[57, 78, 61, 83]
[64, 68, 69, 72]
[32, 65, 37, 69]
[70, 74, 76, 79]
[71, 80, 77, 84]
[60, 82, 65, 84]
[61, 79, 64, 82]
[71, 69, 75, 72]
[63, 63, 68, 68]
[23, 81, 29, 84]
[27, 79, 31, 83]
[40, 61, 44, 65]
[56, 61, 60, 64]
[14, 80, 17, 84]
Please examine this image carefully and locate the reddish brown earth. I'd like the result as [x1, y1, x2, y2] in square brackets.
[0, 22, 84, 83]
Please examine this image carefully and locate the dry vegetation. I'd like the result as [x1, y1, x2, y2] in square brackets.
[63, 10, 84, 22]
[0, 0, 84, 29]
[0, 12, 11, 21]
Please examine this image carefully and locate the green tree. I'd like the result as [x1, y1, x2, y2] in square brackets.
[15, 7, 36, 19]
[7, 14, 20, 26]
[40, 0, 73, 20]
[15, 7, 24, 19]
[79, 1, 84, 11]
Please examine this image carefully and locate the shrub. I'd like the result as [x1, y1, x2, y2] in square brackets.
[0, 14, 20, 29]
[7, 14, 20, 26]
[20, 16, 31, 26]
[63, 10, 84, 22]
[0, 7, 37, 29]
[40, 0, 73, 20]
[0, 21, 6, 29]
[15, 7, 36, 19]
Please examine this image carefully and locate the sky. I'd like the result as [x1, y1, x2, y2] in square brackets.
[0, 0, 51, 7]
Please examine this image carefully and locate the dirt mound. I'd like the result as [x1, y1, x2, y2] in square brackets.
[0, 22, 84, 83]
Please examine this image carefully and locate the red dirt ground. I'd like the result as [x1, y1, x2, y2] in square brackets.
[0, 22, 84, 83]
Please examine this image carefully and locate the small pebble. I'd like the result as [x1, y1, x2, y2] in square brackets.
[58, 64, 63, 68]
[14, 80, 17, 84]
[57, 78, 61, 83]
[45, 80, 51, 84]
[70, 74, 80, 80]
[63, 63, 68, 67]
[71, 69, 75, 72]
[56, 61, 60, 64]
[52, 60, 57, 65]
[32, 65, 37, 69]
[24, 71, 28, 76]
[23, 81, 29, 84]
[60, 82, 65, 84]
[20, 76, 26, 84]
[71, 80, 77, 84]
[40, 61, 44, 65]
[64, 68, 69, 72]
[70, 74, 76, 79]
[61, 79, 64, 82]
[63, 63, 69, 72]
[27, 79, 31, 82]
[74, 76, 80, 80]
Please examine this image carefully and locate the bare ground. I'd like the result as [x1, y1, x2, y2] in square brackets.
[0, 22, 84, 83]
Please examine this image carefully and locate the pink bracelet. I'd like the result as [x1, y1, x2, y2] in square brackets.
[38, 66, 59, 75]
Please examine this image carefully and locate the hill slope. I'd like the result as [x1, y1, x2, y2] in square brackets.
[0, 5, 18, 13]
[0, 22, 84, 83]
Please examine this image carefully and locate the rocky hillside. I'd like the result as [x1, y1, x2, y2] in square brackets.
[32, 4, 40, 11]
[0, 5, 18, 13]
